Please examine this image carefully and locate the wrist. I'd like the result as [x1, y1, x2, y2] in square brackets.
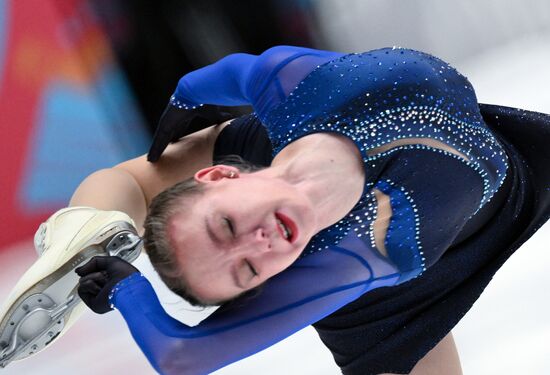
[170, 94, 203, 110]
[108, 272, 144, 309]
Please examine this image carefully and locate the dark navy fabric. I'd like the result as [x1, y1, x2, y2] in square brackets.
[312, 106, 550, 374]
[108, 46, 549, 375]
[213, 113, 273, 167]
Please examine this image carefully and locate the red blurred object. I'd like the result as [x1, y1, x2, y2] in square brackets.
[0, 0, 119, 249]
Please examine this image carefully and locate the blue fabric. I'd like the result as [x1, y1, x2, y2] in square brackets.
[171, 45, 344, 121]
[112, 46, 508, 374]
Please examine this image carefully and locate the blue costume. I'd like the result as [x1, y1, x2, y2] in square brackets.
[110, 46, 512, 374]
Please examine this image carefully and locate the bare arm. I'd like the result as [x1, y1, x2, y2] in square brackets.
[69, 120, 233, 235]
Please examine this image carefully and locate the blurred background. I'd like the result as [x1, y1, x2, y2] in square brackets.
[0, 0, 549, 373]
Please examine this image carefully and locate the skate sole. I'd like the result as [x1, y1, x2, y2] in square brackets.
[0, 221, 142, 367]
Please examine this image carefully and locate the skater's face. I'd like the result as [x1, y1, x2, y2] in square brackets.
[167, 165, 317, 304]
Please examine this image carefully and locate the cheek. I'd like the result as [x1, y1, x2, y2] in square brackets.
[178, 248, 236, 300]
[177, 245, 212, 282]
[188, 268, 238, 303]
[260, 251, 301, 281]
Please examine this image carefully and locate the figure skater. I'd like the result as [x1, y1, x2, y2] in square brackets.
[1, 45, 549, 375]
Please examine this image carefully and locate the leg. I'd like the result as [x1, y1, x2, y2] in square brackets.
[381, 333, 463, 375]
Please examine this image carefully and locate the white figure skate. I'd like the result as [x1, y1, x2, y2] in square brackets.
[0, 207, 142, 368]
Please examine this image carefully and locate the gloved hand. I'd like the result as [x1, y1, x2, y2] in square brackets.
[75, 256, 139, 314]
[147, 99, 234, 162]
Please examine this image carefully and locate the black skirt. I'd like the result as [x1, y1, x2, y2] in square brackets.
[213, 104, 550, 375]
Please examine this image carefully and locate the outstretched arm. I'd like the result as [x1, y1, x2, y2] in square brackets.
[110, 233, 400, 375]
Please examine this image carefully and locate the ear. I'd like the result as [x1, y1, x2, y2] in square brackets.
[194, 165, 240, 183]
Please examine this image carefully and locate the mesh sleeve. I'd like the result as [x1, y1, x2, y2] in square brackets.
[172, 45, 344, 121]
[111, 224, 400, 375]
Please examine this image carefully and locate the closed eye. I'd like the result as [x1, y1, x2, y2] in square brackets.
[246, 260, 258, 277]
[224, 217, 234, 236]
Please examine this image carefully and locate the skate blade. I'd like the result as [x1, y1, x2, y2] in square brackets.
[0, 222, 142, 368]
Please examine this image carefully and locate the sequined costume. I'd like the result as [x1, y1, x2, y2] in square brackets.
[108, 46, 540, 375]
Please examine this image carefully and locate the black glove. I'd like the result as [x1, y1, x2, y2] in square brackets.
[147, 101, 234, 162]
[75, 256, 139, 314]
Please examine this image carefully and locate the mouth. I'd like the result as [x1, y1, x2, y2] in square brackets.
[274, 212, 298, 244]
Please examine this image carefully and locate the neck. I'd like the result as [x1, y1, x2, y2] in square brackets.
[260, 135, 366, 232]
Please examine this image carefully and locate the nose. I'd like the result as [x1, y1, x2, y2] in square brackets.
[250, 227, 272, 252]
[231, 226, 287, 256]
